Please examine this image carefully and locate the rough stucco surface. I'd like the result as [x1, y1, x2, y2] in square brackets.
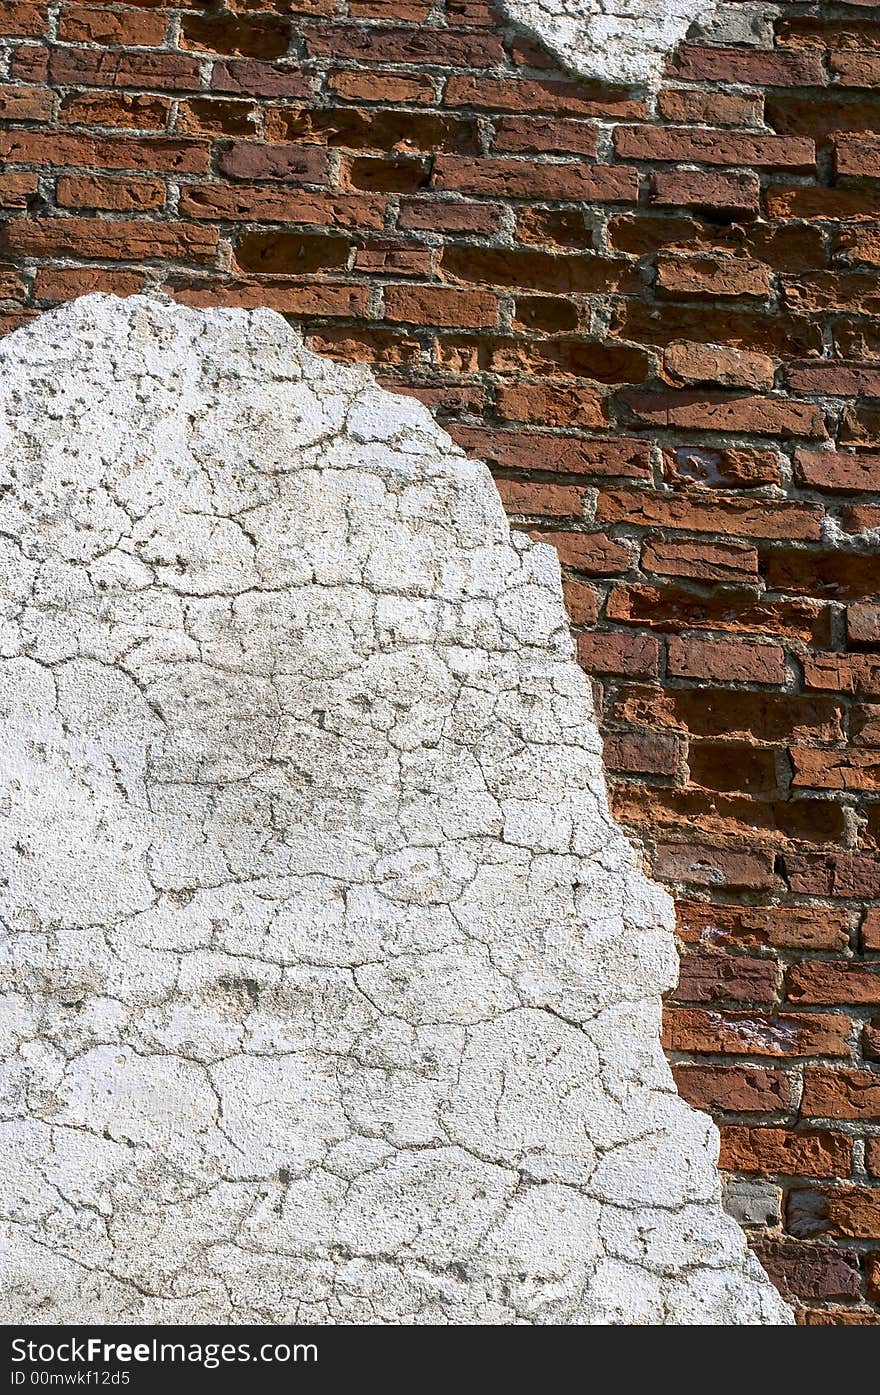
[497, 0, 721, 86]
[0, 294, 792, 1325]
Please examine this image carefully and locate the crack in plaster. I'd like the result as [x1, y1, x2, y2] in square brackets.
[0, 294, 793, 1324]
[498, 0, 723, 87]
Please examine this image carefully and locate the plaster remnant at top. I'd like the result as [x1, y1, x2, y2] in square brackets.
[498, 0, 723, 87]
[0, 295, 793, 1325]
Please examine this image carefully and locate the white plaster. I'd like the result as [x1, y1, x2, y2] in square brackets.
[499, 0, 723, 87]
[0, 295, 792, 1325]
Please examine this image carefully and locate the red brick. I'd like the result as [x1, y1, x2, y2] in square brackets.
[398, 199, 501, 235]
[576, 630, 659, 678]
[327, 70, 437, 105]
[618, 685, 843, 746]
[837, 133, 880, 179]
[621, 391, 827, 440]
[56, 175, 166, 212]
[801, 1071, 880, 1121]
[179, 185, 385, 229]
[48, 49, 202, 92]
[640, 537, 759, 583]
[851, 604, 880, 648]
[721, 1127, 851, 1177]
[234, 229, 351, 275]
[676, 901, 849, 953]
[0, 173, 39, 211]
[444, 75, 646, 120]
[609, 585, 826, 645]
[0, 2, 47, 38]
[795, 449, 880, 491]
[803, 653, 880, 696]
[657, 88, 763, 129]
[169, 278, 370, 320]
[441, 246, 639, 296]
[766, 185, 880, 221]
[211, 61, 314, 99]
[57, 6, 167, 45]
[218, 143, 328, 184]
[494, 478, 584, 519]
[666, 45, 827, 88]
[450, 427, 649, 480]
[531, 529, 633, 575]
[432, 158, 639, 203]
[783, 272, 880, 316]
[662, 342, 775, 391]
[614, 125, 815, 170]
[656, 254, 770, 302]
[0, 84, 53, 122]
[764, 549, 880, 603]
[651, 170, 760, 214]
[33, 265, 146, 303]
[787, 1187, 880, 1240]
[673, 952, 780, 1006]
[303, 24, 504, 67]
[614, 785, 844, 848]
[0, 215, 218, 265]
[783, 851, 880, 898]
[58, 92, 171, 131]
[490, 117, 599, 157]
[755, 1241, 861, 1301]
[602, 729, 682, 777]
[177, 99, 260, 138]
[494, 382, 607, 430]
[687, 742, 780, 796]
[863, 909, 880, 952]
[668, 635, 785, 685]
[181, 13, 291, 59]
[598, 488, 823, 541]
[384, 284, 498, 328]
[561, 579, 599, 627]
[787, 962, 880, 1005]
[672, 1065, 789, 1114]
[653, 843, 778, 891]
[0, 130, 210, 174]
[791, 748, 880, 792]
[662, 1008, 850, 1057]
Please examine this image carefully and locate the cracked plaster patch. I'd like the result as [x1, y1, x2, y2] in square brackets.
[498, 0, 723, 87]
[0, 295, 792, 1324]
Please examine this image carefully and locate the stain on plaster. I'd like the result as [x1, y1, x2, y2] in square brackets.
[0, 295, 792, 1324]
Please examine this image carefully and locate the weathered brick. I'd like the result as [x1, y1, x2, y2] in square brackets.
[56, 175, 166, 213]
[657, 88, 763, 129]
[576, 630, 659, 678]
[607, 584, 827, 645]
[614, 125, 815, 170]
[450, 426, 649, 480]
[181, 13, 291, 59]
[787, 1187, 880, 1240]
[620, 391, 827, 440]
[384, 283, 498, 328]
[530, 529, 633, 574]
[651, 170, 761, 215]
[179, 185, 385, 229]
[48, 49, 202, 93]
[58, 92, 171, 131]
[787, 962, 880, 1005]
[640, 537, 759, 583]
[719, 1127, 851, 1177]
[0, 130, 210, 174]
[613, 786, 844, 847]
[661, 445, 778, 490]
[218, 143, 328, 184]
[791, 748, 880, 792]
[653, 842, 778, 891]
[802, 652, 880, 696]
[327, 70, 437, 105]
[675, 901, 849, 952]
[656, 254, 771, 302]
[618, 686, 844, 747]
[662, 342, 775, 390]
[673, 1065, 789, 1113]
[754, 1241, 861, 1301]
[303, 24, 504, 67]
[602, 728, 682, 777]
[494, 382, 607, 429]
[58, 5, 167, 46]
[1, 215, 218, 264]
[795, 449, 880, 491]
[494, 477, 584, 519]
[432, 158, 639, 203]
[666, 45, 826, 88]
[662, 1008, 850, 1057]
[598, 488, 823, 540]
[490, 116, 599, 157]
[667, 635, 785, 686]
[443, 75, 646, 119]
[801, 1071, 880, 1121]
[672, 951, 779, 1005]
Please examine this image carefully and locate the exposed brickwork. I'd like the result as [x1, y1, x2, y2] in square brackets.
[1, 0, 879, 1324]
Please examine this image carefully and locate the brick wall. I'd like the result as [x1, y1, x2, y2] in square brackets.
[1, 0, 879, 1324]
